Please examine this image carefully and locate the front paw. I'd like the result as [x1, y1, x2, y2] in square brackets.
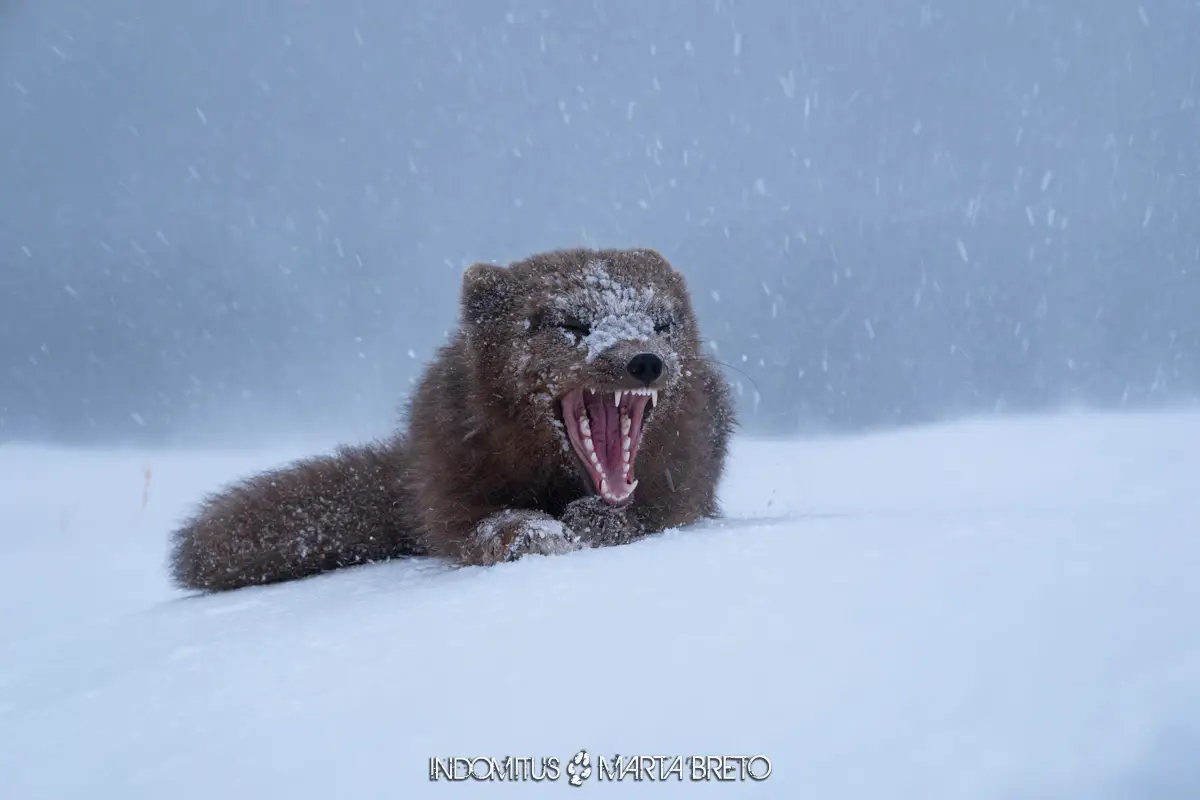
[466, 509, 587, 566]
[560, 496, 641, 547]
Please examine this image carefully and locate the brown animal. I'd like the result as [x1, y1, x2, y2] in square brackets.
[169, 247, 736, 592]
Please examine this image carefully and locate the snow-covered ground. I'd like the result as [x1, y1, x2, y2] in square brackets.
[2, 410, 1199, 798]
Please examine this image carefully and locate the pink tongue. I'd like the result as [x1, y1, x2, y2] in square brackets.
[582, 391, 622, 471]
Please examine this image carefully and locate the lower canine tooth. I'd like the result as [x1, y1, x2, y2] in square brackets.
[629, 479, 639, 492]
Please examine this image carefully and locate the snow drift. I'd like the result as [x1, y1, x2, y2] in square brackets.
[2, 410, 1199, 798]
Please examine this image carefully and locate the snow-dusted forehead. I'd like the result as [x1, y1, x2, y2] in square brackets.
[550, 260, 673, 363]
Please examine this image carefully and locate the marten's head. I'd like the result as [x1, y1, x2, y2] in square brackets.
[461, 247, 704, 506]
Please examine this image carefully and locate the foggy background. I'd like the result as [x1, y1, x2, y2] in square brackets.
[2, 0, 1197, 446]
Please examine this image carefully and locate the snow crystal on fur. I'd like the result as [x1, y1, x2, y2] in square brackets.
[554, 260, 668, 363]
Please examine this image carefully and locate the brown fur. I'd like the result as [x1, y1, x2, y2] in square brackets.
[169, 247, 736, 592]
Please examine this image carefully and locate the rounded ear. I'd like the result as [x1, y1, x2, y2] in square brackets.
[630, 248, 686, 287]
[461, 262, 515, 327]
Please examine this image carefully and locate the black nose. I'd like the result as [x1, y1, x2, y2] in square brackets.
[626, 353, 664, 386]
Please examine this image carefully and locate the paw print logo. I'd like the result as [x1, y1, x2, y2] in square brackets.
[566, 749, 592, 787]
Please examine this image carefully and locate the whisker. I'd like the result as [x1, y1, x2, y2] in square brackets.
[682, 356, 762, 395]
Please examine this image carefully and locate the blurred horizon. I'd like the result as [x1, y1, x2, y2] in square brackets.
[3, 0, 1198, 447]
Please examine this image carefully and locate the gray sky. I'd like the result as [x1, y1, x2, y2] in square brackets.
[2, 0, 1197, 444]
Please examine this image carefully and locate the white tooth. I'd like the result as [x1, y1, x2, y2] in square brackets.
[601, 477, 609, 493]
[622, 435, 631, 453]
[615, 390, 623, 407]
[621, 416, 631, 435]
[584, 437, 594, 452]
[629, 480, 639, 492]
[650, 389, 658, 407]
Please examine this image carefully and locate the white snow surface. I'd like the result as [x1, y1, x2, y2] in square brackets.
[2, 410, 1200, 798]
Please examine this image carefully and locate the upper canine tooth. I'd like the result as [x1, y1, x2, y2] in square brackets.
[650, 389, 658, 408]
[615, 390, 623, 407]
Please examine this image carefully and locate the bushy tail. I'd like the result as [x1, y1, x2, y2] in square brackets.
[169, 438, 421, 592]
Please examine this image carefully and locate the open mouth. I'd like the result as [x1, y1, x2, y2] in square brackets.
[559, 387, 658, 504]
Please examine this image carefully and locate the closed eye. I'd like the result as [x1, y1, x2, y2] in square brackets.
[529, 313, 590, 336]
[654, 320, 674, 335]
[560, 318, 591, 337]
